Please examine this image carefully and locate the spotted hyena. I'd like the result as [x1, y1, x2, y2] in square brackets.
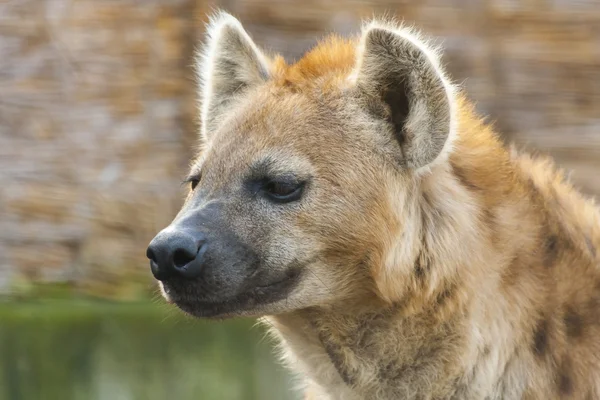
[146, 11, 600, 400]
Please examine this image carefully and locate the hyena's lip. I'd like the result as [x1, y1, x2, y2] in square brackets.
[163, 269, 302, 318]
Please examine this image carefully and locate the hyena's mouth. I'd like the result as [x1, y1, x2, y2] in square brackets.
[161, 268, 302, 318]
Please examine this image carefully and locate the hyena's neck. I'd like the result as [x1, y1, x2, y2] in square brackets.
[267, 103, 600, 399]
[266, 146, 532, 398]
[268, 300, 475, 399]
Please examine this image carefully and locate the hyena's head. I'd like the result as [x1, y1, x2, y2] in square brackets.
[147, 12, 457, 318]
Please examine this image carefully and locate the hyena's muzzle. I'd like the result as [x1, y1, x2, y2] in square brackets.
[146, 198, 302, 318]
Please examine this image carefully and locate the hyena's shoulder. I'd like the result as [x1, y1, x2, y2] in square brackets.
[507, 148, 600, 398]
[444, 98, 600, 398]
[512, 148, 599, 265]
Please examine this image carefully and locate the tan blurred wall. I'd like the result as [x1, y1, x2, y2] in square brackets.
[1, 0, 598, 297]
[0, 0, 200, 297]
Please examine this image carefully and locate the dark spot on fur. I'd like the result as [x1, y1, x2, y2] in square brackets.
[354, 309, 395, 349]
[452, 163, 481, 192]
[316, 331, 356, 387]
[448, 376, 470, 399]
[435, 285, 454, 307]
[413, 240, 430, 285]
[414, 257, 426, 280]
[415, 192, 437, 288]
[557, 358, 573, 395]
[501, 253, 522, 288]
[527, 177, 543, 201]
[482, 207, 500, 248]
[482, 208, 495, 230]
[324, 344, 354, 386]
[558, 373, 573, 396]
[586, 236, 596, 258]
[532, 319, 549, 358]
[379, 360, 410, 381]
[564, 306, 584, 339]
[482, 346, 491, 357]
[543, 234, 558, 268]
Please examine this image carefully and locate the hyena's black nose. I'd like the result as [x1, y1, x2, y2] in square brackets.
[146, 229, 207, 281]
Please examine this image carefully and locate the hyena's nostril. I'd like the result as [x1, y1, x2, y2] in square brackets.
[146, 247, 156, 263]
[146, 246, 171, 281]
[172, 241, 207, 279]
[173, 248, 197, 269]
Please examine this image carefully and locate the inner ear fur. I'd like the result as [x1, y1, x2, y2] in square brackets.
[197, 11, 271, 142]
[353, 22, 456, 170]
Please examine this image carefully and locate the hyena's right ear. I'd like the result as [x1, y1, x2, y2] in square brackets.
[197, 12, 270, 142]
[351, 21, 457, 170]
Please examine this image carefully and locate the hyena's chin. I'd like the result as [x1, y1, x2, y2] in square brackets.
[158, 267, 303, 319]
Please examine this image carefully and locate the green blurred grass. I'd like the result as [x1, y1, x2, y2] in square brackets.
[0, 299, 297, 400]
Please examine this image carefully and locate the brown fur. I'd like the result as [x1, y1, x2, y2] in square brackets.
[271, 36, 356, 90]
[163, 12, 600, 400]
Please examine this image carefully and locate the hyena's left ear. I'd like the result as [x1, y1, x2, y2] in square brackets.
[352, 22, 456, 170]
[197, 12, 270, 142]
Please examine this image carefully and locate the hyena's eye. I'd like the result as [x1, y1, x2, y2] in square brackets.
[262, 179, 304, 203]
[183, 174, 201, 191]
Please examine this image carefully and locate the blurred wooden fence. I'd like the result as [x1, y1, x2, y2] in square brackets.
[1, 0, 598, 297]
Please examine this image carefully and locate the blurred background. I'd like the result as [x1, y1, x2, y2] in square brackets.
[0, 0, 598, 399]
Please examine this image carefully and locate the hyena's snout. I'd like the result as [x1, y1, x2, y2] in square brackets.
[146, 227, 207, 281]
[145, 202, 291, 318]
